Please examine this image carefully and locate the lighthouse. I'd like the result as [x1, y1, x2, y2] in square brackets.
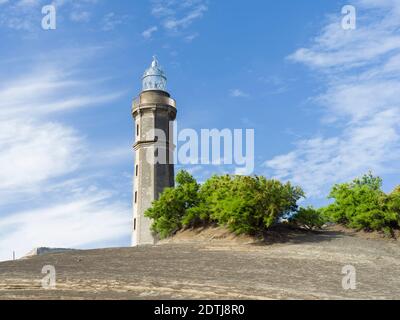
[131, 57, 177, 246]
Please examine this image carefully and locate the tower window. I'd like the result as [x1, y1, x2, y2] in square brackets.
[135, 191, 138, 203]
[137, 124, 139, 136]
[134, 218, 137, 231]
[135, 165, 139, 176]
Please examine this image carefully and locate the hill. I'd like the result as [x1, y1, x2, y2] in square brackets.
[1, 226, 400, 300]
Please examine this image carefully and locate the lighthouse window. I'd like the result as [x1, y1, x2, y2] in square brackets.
[137, 124, 139, 136]
[135, 191, 138, 203]
[135, 165, 139, 176]
[134, 218, 137, 231]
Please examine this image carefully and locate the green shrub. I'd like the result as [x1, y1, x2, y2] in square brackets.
[387, 186, 400, 214]
[204, 175, 304, 235]
[182, 203, 210, 228]
[145, 170, 200, 239]
[146, 170, 400, 238]
[323, 173, 400, 233]
[290, 206, 325, 230]
[146, 171, 304, 238]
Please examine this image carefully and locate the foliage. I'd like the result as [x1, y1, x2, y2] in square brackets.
[146, 170, 400, 239]
[323, 172, 400, 234]
[387, 186, 400, 214]
[146, 171, 304, 238]
[200, 175, 304, 235]
[145, 170, 201, 239]
[290, 206, 326, 230]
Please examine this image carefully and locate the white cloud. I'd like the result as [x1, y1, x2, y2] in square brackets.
[288, 1, 400, 71]
[0, 0, 98, 31]
[265, 1, 400, 198]
[0, 192, 130, 261]
[163, 4, 207, 31]
[142, 25, 158, 39]
[184, 32, 198, 42]
[102, 12, 128, 31]
[70, 10, 91, 22]
[266, 109, 400, 197]
[150, 0, 207, 38]
[0, 69, 88, 194]
[0, 54, 131, 262]
[230, 89, 249, 98]
[17, 0, 40, 6]
[0, 70, 124, 119]
[0, 120, 83, 191]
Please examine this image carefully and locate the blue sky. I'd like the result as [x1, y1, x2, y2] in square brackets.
[0, 0, 399, 261]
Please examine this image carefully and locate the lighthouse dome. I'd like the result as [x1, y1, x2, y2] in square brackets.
[142, 56, 167, 92]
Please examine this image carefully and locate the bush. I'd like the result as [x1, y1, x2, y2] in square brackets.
[323, 173, 400, 234]
[203, 175, 304, 235]
[145, 170, 200, 239]
[146, 170, 400, 238]
[387, 186, 400, 214]
[146, 171, 305, 238]
[290, 206, 325, 230]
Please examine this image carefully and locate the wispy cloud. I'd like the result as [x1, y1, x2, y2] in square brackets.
[0, 51, 131, 261]
[102, 12, 128, 31]
[70, 10, 91, 22]
[163, 4, 207, 31]
[258, 75, 290, 95]
[150, 0, 207, 39]
[288, 1, 400, 71]
[0, 192, 130, 262]
[0, 0, 98, 31]
[184, 32, 198, 42]
[0, 70, 124, 119]
[230, 89, 249, 98]
[265, 0, 400, 198]
[142, 25, 158, 39]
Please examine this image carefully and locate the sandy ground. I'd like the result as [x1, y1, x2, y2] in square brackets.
[1, 226, 400, 300]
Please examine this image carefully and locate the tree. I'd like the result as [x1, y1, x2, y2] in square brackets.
[147, 172, 305, 238]
[323, 173, 399, 234]
[145, 170, 200, 239]
[290, 206, 326, 230]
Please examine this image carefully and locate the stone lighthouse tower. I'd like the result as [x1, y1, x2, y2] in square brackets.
[131, 57, 177, 246]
